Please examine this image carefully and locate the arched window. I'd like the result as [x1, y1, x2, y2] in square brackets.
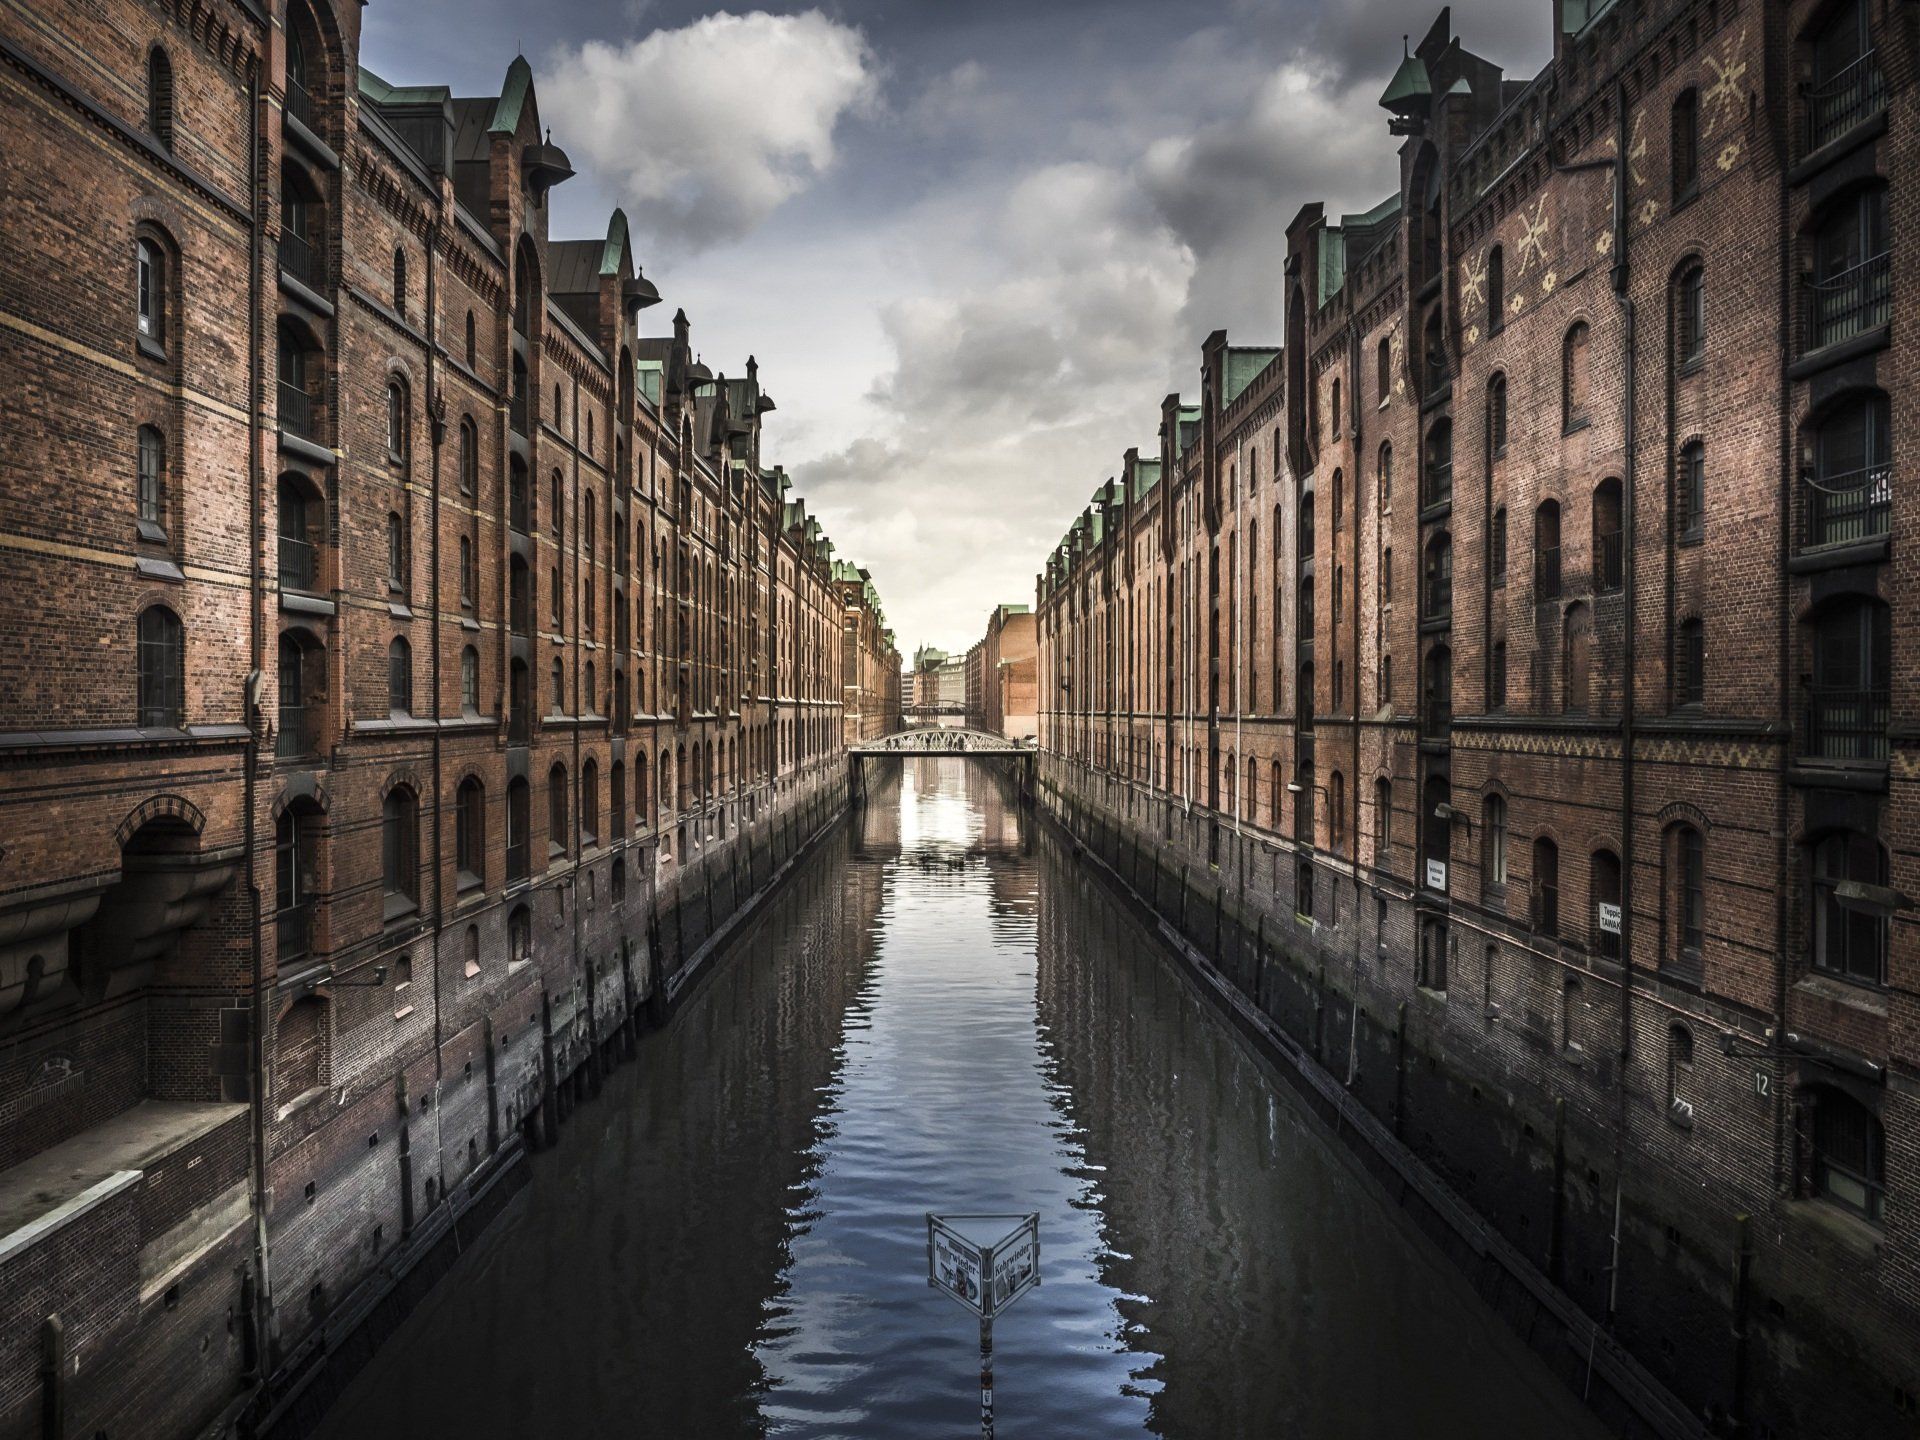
[460, 645, 480, 714]
[611, 761, 626, 839]
[1487, 373, 1508, 456]
[1293, 759, 1314, 845]
[1676, 439, 1705, 540]
[1666, 823, 1705, 962]
[1487, 245, 1504, 328]
[510, 354, 529, 436]
[1373, 777, 1392, 862]
[508, 904, 532, 968]
[465, 310, 476, 368]
[1563, 322, 1591, 430]
[387, 511, 407, 594]
[1423, 307, 1446, 391]
[551, 472, 564, 545]
[1806, 1087, 1886, 1222]
[1675, 617, 1705, 707]
[1489, 640, 1507, 710]
[1423, 419, 1452, 506]
[1329, 771, 1346, 852]
[1807, 0, 1882, 151]
[1810, 830, 1888, 983]
[1377, 336, 1391, 400]
[137, 425, 166, 528]
[1671, 90, 1699, 201]
[636, 750, 651, 819]
[147, 47, 174, 148]
[547, 763, 569, 857]
[459, 418, 477, 496]
[1592, 848, 1622, 959]
[387, 380, 408, 463]
[1331, 470, 1344, 530]
[581, 759, 600, 848]
[392, 248, 408, 318]
[1299, 490, 1315, 555]
[551, 656, 564, 713]
[277, 322, 320, 438]
[387, 636, 411, 714]
[274, 803, 320, 961]
[1531, 836, 1560, 935]
[382, 787, 419, 906]
[456, 777, 485, 888]
[509, 456, 530, 532]
[137, 605, 184, 726]
[1381, 547, 1393, 604]
[1535, 499, 1562, 599]
[136, 237, 167, 346]
[1377, 442, 1392, 507]
[1668, 1023, 1695, 1118]
[1805, 391, 1891, 548]
[1562, 604, 1592, 713]
[277, 475, 318, 590]
[1811, 185, 1889, 348]
[1675, 262, 1705, 366]
[1270, 760, 1283, 827]
[1423, 533, 1452, 619]
[1483, 794, 1507, 887]
[506, 778, 531, 881]
[584, 661, 597, 714]
[1593, 477, 1623, 591]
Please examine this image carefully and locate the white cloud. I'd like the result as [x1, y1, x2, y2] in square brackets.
[543, 10, 880, 248]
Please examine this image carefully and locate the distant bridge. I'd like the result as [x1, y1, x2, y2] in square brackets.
[849, 727, 1029, 756]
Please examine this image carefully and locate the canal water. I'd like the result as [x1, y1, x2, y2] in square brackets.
[316, 758, 1602, 1439]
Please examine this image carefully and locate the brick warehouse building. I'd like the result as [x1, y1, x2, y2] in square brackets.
[1037, 3, 1916, 1436]
[833, 561, 902, 745]
[0, 3, 896, 1436]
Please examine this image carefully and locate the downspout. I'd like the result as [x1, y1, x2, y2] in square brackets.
[1235, 430, 1245, 831]
[243, 50, 271, 1386]
[424, 217, 446, 1195]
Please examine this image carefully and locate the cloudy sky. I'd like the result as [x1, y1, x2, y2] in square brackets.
[364, 0, 1549, 656]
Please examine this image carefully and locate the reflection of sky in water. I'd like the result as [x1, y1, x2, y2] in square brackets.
[754, 757, 1155, 1435]
[313, 755, 1605, 1440]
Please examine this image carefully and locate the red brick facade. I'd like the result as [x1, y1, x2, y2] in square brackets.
[1037, 4, 1917, 1435]
[0, 3, 880, 1435]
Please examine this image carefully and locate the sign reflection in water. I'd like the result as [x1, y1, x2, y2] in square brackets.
[314, 758, 1602, 1439]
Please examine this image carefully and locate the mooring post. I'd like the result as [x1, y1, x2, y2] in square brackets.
[39, 1315, 64, 1440]
[979, 1315, 994, 1439]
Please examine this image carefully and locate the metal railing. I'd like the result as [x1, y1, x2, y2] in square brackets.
[278, 533, 318, 591]
[1423, 576, 1452, 621]
[278, 380, 314, 438]
[276, 901, 312, 962]
[1535, 544, 1562, 602]
[510, 388, 529, 437]
[1804, 686, 1890, 762]
[1802, 464, 1892, 550]
[1423, 695, 1452, 734]
[276, 701, 322, 760]
[278, 227, 319, 288]
[284, 76, 315, 132]
[1806, 52, 1883, 153]
[1807, 252, 1890, 351]
[1424, 461, 1453, 508]
[1594, 530, 1623, 593]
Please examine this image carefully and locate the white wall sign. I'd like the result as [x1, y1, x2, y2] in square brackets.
[1425, 859, 1448, 891]
[1598, 901, 1622, 935]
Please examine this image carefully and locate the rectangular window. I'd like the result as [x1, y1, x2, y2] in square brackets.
[138, 427, 165, 526]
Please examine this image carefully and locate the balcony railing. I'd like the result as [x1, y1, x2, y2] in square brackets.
[1802, 465, 1892, 550]
[280, 227, 320, 289]
[1423, 695, 1452, 734]
[1424, 462, 1453, 508]
[1535, 545, 1562, 602]
[284, 76, 315, 133]
[509, 388, 529, 437]
[278, 533, 317, 591]
[1807, 252, 1891, 351]
[1805, 686, 1890, 762]
[1594, 530, 1623, 593]
[278, 381, 314, 438]
[276, 900, 312, 962]
[1806, 52, 1884, 153]
[1423, 579, 1452, 622]
[276, 701, 322, 760]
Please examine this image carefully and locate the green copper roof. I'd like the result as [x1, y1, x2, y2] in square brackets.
[1378, 53, 1431, 112]
[1128, 455, 1162, 502]
[601, 209, 631, 276]
[358, 66, 450, 107]
[490, 56, 533, 134]
[1221, 348, 1280, 408]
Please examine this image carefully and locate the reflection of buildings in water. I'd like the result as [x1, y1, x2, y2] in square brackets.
[857, 756, 1027, 860]
[1029, 830, 1598, 1440]
[852, 761, 905, 858]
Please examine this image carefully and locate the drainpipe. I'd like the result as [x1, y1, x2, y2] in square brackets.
[243, 52, 272, 1386]
[424, 216, 446, 1197]
[1234, 429, 1245, 831]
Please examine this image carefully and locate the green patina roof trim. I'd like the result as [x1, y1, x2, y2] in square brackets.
[1379, 53, 1431, 111]
[635, 359, 662, 407]
[357, 66, 449, 107]
[1221, 347, 1280, 409]
[490, 55, 533, 134]
[601, 209, 631, 276]
[1129, 456, 1162, 502]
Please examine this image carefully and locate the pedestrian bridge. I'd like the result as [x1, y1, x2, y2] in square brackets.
[849, 727, 1029, 756]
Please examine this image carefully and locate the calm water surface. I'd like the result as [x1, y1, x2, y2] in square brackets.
[317, 758, 1602, 1438]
